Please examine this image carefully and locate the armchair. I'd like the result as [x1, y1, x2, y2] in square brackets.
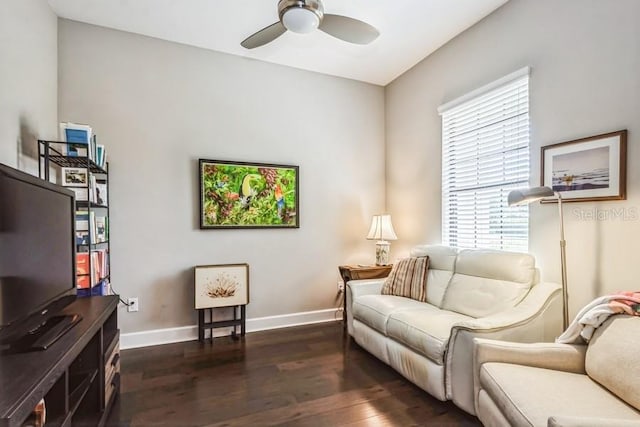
[474, 315, 640, 426]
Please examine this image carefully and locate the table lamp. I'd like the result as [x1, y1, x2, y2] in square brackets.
[366, 214, 397, 266]
[508, 186, 569, 329]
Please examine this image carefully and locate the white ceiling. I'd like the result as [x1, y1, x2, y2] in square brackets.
[47, 0, 508, 86]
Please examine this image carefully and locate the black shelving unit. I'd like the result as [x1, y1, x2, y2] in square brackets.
[38, 140, 111, 297]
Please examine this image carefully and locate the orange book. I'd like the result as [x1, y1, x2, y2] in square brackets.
[76, 253, 90, 289]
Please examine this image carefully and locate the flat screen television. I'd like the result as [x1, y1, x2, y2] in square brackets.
[0, 162, 79, 351]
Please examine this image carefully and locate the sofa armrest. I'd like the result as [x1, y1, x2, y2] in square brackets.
[474, 338, 587, 374]
[473, 339, 586, 418]
[548, 416, 640, 427]
[346, 278, 385, 300]
[345, 279, 385, 335]
[453, 282, 562, 333]
[445, 282, 563, 414]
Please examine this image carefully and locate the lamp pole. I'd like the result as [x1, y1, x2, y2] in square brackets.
[556, 192, 569, 330]
[508, 186, 570, 331]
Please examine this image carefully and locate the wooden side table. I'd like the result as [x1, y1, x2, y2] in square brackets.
[339, 264, 393, 328]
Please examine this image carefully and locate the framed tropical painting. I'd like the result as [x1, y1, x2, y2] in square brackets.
[199, 159, 299, 229]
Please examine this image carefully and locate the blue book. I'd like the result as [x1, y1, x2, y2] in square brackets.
[75, 231, 90, 245]
[96, 145, 105, 168]
[65, 128, 90, 143]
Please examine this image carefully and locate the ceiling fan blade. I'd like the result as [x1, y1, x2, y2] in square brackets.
[319, 14, 379, 45]
[241, 21, 286, 49]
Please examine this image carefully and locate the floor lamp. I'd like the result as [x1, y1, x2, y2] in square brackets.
[508, 186, 569, 330]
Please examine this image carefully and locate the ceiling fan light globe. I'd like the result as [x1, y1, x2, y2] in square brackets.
[282, 8, 319, 33]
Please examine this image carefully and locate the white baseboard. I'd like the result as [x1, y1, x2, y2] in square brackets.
[120, 325, 198, 350]
[120, 308, 341, 350]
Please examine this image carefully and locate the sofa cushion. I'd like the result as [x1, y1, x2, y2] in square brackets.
[410, 245, 458, 307]
[442, 249, 535, 318]
[386, 306, 472, 364]
[410, 245, 457, 271]
[480, 363, 640, 426]
[352, 295, 427, 335]
[586, 315, 640, 410]
[381, 256, 429, 302]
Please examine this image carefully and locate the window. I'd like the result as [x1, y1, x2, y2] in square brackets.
[439, 68, 530, 252]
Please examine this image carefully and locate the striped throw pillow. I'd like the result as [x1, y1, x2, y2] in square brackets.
[381, 256, 429, 302]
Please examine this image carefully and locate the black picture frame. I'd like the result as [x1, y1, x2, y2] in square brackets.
[199, 159, 300, 229]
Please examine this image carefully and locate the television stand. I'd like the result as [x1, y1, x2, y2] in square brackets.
[8, 314, 82, 352]
[0, 296, 119, 427]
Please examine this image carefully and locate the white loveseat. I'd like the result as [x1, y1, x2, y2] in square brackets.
[346, 245, 562, 414]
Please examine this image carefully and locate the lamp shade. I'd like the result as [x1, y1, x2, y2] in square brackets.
[508, 186, 555, 206]
[366, 214, 397, 241]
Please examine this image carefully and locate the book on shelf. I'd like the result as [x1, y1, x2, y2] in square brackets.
[91, 249, 109, 285]
[91, 251, 100, 284]
[77, 250, 109, 288]
[68, 176, 104, 204]
[69, 187, 89, 202]
[90, 211, 97, 242]
[78, 278, 110, 297]
[95, 216, 107, 243]
[76, 231, 90, 246]
[76, 252, 90, 289]
[59, 122, 92, 143]
[76, 211, 89, 231]
[57, 123, 106, 164]
[59, 122, 92, 157]
[90, 212, 107, 244]
[90, 135, 97, 162]
[96, 144, 107, 169]
[66, 145, 88, 158]
[95, 182, 107, 206]
[89, 175, 97, 203]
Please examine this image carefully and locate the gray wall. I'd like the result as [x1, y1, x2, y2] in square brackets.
[386, 0, 640, 317]
[58, 20, 386, 334]
[6, 0, 637, 333]
[0, 0, 58, 170]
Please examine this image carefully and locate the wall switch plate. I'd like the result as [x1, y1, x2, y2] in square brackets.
[127, 297, 139, 312]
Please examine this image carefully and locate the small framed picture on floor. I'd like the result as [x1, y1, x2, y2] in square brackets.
[194, 263, 249, 309]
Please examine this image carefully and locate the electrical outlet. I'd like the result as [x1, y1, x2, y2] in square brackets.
[127, 297, 139, 312]
[337, 281, 345, 292]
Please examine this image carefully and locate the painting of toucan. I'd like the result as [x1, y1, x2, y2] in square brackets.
[199, 159, 299, 228]
[239, 174, 261, 208]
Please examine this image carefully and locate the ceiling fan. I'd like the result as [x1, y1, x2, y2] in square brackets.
[241, 0, 379, 49]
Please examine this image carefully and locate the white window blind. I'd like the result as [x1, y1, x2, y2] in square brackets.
[440, 68, 530, 252]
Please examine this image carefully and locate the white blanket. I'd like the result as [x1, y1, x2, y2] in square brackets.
[556, 293, 640, 344]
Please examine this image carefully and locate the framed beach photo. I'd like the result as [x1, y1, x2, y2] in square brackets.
[199, 159, 299, 229]
[541, 130, 627, 203]
[61, 167, 89, 187]
[194, 264, 249, 309]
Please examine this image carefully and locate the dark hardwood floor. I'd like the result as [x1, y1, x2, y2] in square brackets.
[108, 322, 481, 426]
